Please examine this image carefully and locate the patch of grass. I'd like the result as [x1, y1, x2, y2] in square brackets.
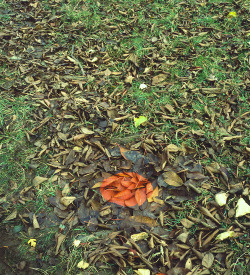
[0, 94, 35, 195]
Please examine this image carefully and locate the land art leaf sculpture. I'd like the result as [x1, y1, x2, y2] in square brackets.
[100, 172, 154, 207]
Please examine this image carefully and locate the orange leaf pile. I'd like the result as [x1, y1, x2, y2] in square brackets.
[100, 172, 154, 207]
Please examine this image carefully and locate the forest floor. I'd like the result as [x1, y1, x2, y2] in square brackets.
[0, 0, 249, 274]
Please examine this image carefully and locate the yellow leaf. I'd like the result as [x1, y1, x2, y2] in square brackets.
[134, 116, 147, 128]
[92, 182, 102, 188]
[77, 260, 89, 269]
[147, 186, 159, 202]
[227, 12, 237, 18]
[135, 269, 150, 275]
[216, 231, 235, 241]
[28, 239, 36, 247]
[131, 232, 149, 242]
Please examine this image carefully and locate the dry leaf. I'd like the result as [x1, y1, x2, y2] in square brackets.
[215, 192, 228, 206]
[135, 269, 150, 275]
[235, 198, 250, 217]
[216, 231, 235, 241]
[125, 75, 134, 84]
[202, 253, 214, 268]
[4, 210, 17, 221]
[77, 260, 89, 269]
[163, 171, 183, 187]
[33, 176, 48, 186]
[129, 216, 158, 227]
[180, 218, 194, 229]
[60, 196, 76, 207]
[152, 74, 167, 85]
[131, 232, 149, 242]
[33, 214, 40, 229]
[55, 233, 66, 255]
[167, 144, 179, 152]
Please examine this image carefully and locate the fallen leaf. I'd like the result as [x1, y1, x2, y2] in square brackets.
[152, 74, 167, 85]
[33, 176, 48, 186]
[4, 210, 17, 221]
[135, 269, 150, 275]
[202, 252, 214, 268]
[167, 144, 179, 152]
[73, 240, 81, 247]
[163, 171, 183, 187]
[129, 216, 158, 227]
[55, 233, 66, 255]
[33, 214, 40, 229]
[28, 239, 36, 248]
[77, 260, 89, 269]
[134, 116, 148, 127]
[227, 11, 237, 18]
[125, 75, 134, 84]
[215, 192, 228, 206]
[131, 232, 149, 242]
[235, 198, 250, 217]
[216, 231, 235, 241]
[60, 196, 76, 207]
[147, 186, 159, 202]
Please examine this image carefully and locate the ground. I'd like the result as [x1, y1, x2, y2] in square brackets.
[0, 0, 249, 274]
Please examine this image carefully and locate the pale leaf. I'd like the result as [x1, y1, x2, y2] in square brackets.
[77, 260, 89, 269]
[134, 116, 147, 128]
[216, 231, 235, 241]
[235, 198, 250, 217]
[215, 192, 228, 206]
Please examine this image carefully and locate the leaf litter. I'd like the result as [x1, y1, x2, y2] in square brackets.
[0, 0, 249, 274]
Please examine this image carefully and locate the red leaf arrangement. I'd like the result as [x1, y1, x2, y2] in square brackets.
[100, 172, 153, 207]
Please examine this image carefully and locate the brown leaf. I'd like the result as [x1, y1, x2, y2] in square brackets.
[55, 233, 66, 255]
[202, 252, 214, 268]
[129, 216, 158, 227]
[60, 196, 76, 207]
[152, 74, 167, 85]
[163, 171, 183, 187]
